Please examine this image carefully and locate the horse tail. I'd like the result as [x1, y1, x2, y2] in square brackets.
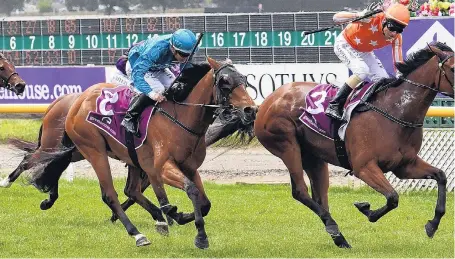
[27, 131, 75, 193]
[7, 124, 43, 152]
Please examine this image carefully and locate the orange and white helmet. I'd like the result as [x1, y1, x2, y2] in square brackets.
[385, 3, 411, 26]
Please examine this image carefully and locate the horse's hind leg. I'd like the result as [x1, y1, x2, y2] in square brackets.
[111, 167, 149, 222]
[393, 158, 447, 238]
[352, 161, 399, 223]
[0, 152, 38, 188]
[73, 138, 149, 246]
[258, 133, 350, 248]
[286, 148, 350, 248]
[302, 154, 330, 211]
[121, 166, 169, 236]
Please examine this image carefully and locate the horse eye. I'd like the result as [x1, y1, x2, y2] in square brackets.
[451, 67, 454, 73]
[0, 67, 4, 71]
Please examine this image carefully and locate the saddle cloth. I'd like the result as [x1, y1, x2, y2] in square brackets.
[299, 82, 374, 140]
[86, 86, 155, 149]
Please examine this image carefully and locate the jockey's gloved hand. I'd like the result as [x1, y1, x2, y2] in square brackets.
[171, 82, 185, 92]
[366, 1, 382, 12]
[357, 1, 382, 20]
[148, 91, 166, 103]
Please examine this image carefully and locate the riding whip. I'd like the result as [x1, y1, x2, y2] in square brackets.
[302, 0, 420, 36]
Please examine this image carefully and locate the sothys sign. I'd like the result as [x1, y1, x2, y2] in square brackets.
[234, 64, 349, 104]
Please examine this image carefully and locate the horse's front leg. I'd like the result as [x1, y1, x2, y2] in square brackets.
[157, 160, 208, 225]
[393, 158, 447, 238]
[353, 161, 399, 223]
[40, 183, 59, 210]
[183, 171, 211, 249]
[119, 165, 169, 235]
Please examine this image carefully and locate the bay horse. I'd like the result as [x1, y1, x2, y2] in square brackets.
[25, 57, 256, 248]
[2, 93, 245, 226]
[2, 61, 250, 233]
[0, 53, 26, 95]
[254, 42, 454, 248]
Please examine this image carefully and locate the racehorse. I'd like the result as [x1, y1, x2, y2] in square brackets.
[24, 57, 257, 248]
[3, 94, 245, 226]
[2, 61, 250, 233]
[254, 42, 454, 248]
[0, 53, 26, 95]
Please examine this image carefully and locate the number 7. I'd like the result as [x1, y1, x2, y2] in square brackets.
[29, 36, 35, 49]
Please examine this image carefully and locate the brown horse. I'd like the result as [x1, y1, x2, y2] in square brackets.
[254, 42, 454, 248]
[3, 91, 244, 227]
[0, 53, 26, 95]
[25, 57, 256, 248]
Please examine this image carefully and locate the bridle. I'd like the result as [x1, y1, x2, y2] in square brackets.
[400, 50, 454, 98]
[154, 63, 250, 136]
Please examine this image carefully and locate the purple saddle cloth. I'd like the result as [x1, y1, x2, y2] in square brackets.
[299, 82, 374, 139]
[86, 86, 155, 149]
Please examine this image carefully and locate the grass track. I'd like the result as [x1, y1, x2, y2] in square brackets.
[0, 179, 453, 258]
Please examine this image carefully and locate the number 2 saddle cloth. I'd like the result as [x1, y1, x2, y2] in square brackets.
[86, 86, 155, 149]
[299, 82, 374, 140]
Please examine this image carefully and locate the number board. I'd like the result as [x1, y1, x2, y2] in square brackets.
[0, 13, 339, 65]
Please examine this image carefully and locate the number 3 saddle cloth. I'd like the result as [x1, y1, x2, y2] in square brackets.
[299, 82, 374, 140]
[86, 86, 155, 149]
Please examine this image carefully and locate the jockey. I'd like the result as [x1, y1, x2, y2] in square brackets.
[326, 3, 410, 120]
[121, 29, 198, 137]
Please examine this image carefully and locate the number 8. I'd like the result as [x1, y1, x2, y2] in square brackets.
[49, 36, 55, 49]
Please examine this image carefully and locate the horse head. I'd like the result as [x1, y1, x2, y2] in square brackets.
[206, 57, 258, 135]
[0, 53, 26, 95]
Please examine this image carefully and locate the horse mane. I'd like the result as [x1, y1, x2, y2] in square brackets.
[374, 41, 453, 90]
[172, 62, 211, 101]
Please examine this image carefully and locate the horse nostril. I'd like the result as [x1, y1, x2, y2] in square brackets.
[14, 82, 26, 94]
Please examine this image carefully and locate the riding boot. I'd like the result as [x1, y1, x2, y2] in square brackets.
[121, 93, 150, 138]
[325, 83, 353, 120]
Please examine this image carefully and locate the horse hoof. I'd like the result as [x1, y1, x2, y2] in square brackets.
[0, 178, 12, 188]
[354, 202, 371, 216]
[110, 214, 118, 223]
[194, 236, 209, 249]
[40, 200, 54, 210]
[333, 233, 352, 249]
[166, 215, 175, 226]
[155, 222, 169, 236]
[135, 234, 151, 247]
[425, 221, 437, 238]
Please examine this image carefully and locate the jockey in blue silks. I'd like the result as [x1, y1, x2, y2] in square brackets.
[121, 29, 198, 137]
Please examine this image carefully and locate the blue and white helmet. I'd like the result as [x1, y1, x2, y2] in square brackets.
[171, 29, 198, 54]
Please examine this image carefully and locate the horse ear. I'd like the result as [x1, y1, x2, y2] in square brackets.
[206, 56, 221, 69]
